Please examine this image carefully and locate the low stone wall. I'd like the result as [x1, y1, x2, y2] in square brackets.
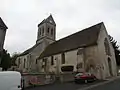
[22, 73, 56, 88]
[22, 72, 75, 88]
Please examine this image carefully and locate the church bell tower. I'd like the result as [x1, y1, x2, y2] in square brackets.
[36, 15, 56, 48]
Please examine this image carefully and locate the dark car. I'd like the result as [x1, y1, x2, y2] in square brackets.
[74, 72, 96, 83]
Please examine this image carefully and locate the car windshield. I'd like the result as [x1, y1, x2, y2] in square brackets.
[75, 73, 83, 76]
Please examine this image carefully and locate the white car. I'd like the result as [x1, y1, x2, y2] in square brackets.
[0, 71, 22, 90]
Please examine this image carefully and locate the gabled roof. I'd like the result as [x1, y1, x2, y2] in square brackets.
[0, 17, 8, 29]
[38, 22, 104, 59]
[19, 43, 40, 56]
[38, 15, 56, 27]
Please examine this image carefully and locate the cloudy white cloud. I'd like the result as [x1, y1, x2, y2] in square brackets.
[0, 0, 120, 54]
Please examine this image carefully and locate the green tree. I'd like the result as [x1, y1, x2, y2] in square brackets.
[11, 52, 20, 66]
[109, 35, 120, 66]
[0, 49, 11, 71]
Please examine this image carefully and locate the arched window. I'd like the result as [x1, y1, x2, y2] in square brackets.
[61, 53, 65, 64]
[51, 28, 53, 35]
[24, 59, 26, 68]
[108, 57, 113, 76]
[51, 56, 54, 65]
[42, 27, 44, 35]
[36, 59, 38, 64]
[18, 58, 20, 64]
[18, 58, 20, 68]
[39, 28, 41, 35]
[38, 28, 41, 38]
[47, 28, 50, 34]
[104, 38, 111, 56]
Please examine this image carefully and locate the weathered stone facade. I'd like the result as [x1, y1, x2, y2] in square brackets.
[37, 23, 117, 79]
[16, 15, 117, 80]
[16, 15, 56, 72]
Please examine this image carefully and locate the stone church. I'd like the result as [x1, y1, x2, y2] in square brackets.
[16, 15, 117, 79]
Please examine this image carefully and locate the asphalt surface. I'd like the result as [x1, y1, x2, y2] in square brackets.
[25, 80, 104, 90]
[88, 78, 120, 90]
[25, 77, 120, 90]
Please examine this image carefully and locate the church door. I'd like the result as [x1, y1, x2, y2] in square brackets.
[108, 58, 113, 76]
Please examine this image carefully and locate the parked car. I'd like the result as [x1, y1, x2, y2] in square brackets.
[0, 71, 22, 90]
[74, 72, 96, 83]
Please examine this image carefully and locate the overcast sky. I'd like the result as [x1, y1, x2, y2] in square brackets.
[0, 0, 120, 54]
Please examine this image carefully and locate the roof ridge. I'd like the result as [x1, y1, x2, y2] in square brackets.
[19, 43, 41, 56]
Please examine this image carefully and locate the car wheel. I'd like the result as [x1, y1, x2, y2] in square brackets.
[85, 80, 88, 83]
[93, 78, 97, 81]
[75, 80, 78, 84]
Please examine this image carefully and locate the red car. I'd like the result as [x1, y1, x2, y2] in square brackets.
[74, 73, 96, 83]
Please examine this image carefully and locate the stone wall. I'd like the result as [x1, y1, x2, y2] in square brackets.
[22, 73, 56, 88]
[97, 24, 117, 79]
[22, 72, 76, 88]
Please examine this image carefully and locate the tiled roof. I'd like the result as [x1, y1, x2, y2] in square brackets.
[19, 43, 40, 56]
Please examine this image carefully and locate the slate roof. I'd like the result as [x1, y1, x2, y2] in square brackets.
[19, 43, 40, 56]
[38, 15, 56, 27]
[38, 22, 104, 59]
[0, 17, 8, 29]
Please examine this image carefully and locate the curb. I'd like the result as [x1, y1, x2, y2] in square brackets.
[77, 76, 120, 90]
[24, 82, 55, 89]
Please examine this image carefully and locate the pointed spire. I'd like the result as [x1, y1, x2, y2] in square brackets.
[46, 14, 56, 25]
[0, 17, 8, 29]
[38, 14, 56, 27]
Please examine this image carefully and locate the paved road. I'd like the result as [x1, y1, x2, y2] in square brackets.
[26, 78, 120, 90]
[25, 81, 103, 90]
[88, 78, 120, 90]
